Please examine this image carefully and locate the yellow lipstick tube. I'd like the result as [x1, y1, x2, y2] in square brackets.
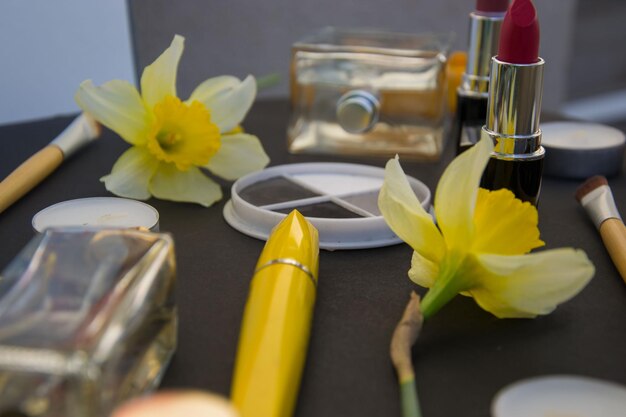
[231, 210, 319, 417]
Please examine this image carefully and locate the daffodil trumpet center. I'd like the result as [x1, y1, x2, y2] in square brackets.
[146, 95, 221, 171]
[156, 130, 183, 149]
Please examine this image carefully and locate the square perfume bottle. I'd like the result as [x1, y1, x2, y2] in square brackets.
[0, 228, 177, 417]
[288, 27, 454, 161]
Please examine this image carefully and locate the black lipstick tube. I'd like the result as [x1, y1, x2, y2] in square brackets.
[453, 11, 505, 154]
[480, 57, 545, 205]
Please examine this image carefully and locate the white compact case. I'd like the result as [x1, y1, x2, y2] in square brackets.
[224, 162, 431, 250]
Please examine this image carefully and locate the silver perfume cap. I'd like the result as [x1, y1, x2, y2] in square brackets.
[336, 90, 380, 134]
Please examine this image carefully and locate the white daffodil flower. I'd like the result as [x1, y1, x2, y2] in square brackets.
[379, 136, 595, 319]
[75, 35, 269, 206]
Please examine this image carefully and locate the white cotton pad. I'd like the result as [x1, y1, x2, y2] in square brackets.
[33, 197, 159, 233]
[492, 375, 626, 417]
[541, 122, 625, 179]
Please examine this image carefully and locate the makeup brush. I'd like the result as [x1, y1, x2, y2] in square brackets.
[576, 175, 626, 284]
[0, 113, 101, 214]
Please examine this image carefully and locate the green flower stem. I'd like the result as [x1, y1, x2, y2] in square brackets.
[420, 272, 464, 319]
[391, 293, 424, 417]
[400, 377, 422, 417]
[256, 73, 281, 90]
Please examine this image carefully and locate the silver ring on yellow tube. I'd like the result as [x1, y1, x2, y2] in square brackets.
[254, 258, 317, 287]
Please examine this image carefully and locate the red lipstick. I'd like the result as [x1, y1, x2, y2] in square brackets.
[480, 0, 545, 205]
[476, 0, 509, 13]
[453, 0, 509, 154]
[497, 0, 540, 63]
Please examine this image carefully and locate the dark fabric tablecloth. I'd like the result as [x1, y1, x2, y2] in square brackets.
[1, 100, 625, 417]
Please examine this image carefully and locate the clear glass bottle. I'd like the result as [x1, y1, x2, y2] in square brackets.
[288, 27, 454, 161]
[0, 228, 177, 417]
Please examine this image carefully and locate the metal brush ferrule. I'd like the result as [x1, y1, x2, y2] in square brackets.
[460, 12, 505, 96]
[50, 113, 100, 158]
[581, 185, 622, 230]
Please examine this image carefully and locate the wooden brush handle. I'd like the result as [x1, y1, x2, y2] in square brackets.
[599, 217, 626, 284]
[0, 145, 63, 214]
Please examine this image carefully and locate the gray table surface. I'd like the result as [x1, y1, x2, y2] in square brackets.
[1, 99, 625, 417]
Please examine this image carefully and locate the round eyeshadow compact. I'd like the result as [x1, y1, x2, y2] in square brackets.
[223, 162, 431, 250]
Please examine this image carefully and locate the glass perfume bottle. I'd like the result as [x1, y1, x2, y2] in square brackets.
[288, 27, 454, 161]
[0, 228, 177, 417]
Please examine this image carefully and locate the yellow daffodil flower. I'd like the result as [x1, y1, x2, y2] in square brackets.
[75, 35, 269, 206]
[378, 136, 595, 319]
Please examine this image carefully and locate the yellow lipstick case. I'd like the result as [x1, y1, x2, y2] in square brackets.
[231, 210, 319, 417]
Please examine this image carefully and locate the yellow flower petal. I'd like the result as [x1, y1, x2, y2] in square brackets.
[473, 188, 545, 255]
[379, 157, 446, 264]
[468, 249, 595, 318]
[146, 96, 221, 171]
[434, 134, 493, 251]
[187, 75, 240, 105]
[227, 125, 244, 134]
[149, 164, 222, 207]
[141, 35, 184, 109]
[75, 80, 150, 145]
[198, 75, 257, 133]
[204, 133, 269, 180]
[100, 147, 159, 199]
[408, 250, 440, 288]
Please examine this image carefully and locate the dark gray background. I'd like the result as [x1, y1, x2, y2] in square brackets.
[128, 0, 578, 110]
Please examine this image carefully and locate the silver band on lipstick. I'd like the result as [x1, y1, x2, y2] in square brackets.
[460, 12, 505, 96]
[254, 258, 317, 287]
[481, 129, 545, 160]
[484, 57, 545, 159]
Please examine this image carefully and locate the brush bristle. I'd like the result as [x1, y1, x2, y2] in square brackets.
[575, 175, 609, 202]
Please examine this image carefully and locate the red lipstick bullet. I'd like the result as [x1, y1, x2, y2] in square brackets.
[476, 0, 509, 13]
[497, 0, 540, 63]
[480, 0, 545, 205]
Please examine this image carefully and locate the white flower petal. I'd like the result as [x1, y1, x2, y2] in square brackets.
[204, 133, 269, 181]
[149, 164, 222, 207]
[75, 80, 150, 145]
[100, 147, 158, 199]
[408, 250, 440, 288]
[434, 134, 493, 250]
[196, 75, 256, 133]
[468, 249, 595, 318]
[187, 76, 240, 105]
[141, 35, 184, 108]
[379, 157, 446, 265]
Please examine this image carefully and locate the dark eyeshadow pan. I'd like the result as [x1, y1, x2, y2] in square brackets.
[274, 201, 363, 218]
[238, 177, 320, 206]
